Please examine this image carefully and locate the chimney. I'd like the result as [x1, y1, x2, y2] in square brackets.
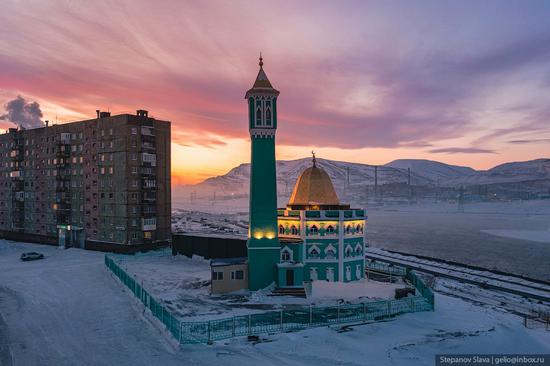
[136, 109, 148, 117]
[45, 120, 49, 127]
[96, 110, 100, 119]
[99, 111, 111, 118]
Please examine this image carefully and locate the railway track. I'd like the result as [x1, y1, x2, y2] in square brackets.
[365, 248, 550, 303]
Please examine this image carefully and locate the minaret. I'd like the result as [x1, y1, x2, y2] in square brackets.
[245, 55, 280, 290]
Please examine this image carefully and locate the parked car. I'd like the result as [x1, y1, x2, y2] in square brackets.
[20, 252, 44, 261]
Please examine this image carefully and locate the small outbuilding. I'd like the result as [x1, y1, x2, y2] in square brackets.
[210, 257, 248, 294]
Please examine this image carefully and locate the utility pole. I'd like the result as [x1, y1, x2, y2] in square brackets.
[374, 166, 378, 198]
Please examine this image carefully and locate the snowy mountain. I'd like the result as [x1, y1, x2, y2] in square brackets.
[444, 158, 550, 186]
[175, 158, 550, 199]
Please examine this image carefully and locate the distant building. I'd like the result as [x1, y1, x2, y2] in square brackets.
[0, 110, 171, 251]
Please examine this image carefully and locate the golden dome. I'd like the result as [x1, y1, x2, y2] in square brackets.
[288, 158, 340, 209]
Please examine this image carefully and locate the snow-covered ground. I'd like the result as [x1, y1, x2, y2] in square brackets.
[482, 228, 550, 243]
[118, 254, 405, 321]
[1, 240, 549, 366]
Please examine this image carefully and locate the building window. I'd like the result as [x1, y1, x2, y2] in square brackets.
[278, 225, 285, 234]
[346, 266, 351, 281]
[265, 108, 271, 126]
[356, 264, 362, 280]
[309, 267, 318, 281]
[256, 107, 262, 126]
[132, 167, 138, 174]
[231, 270, 244, 280]
[345, 245, 353, 257]
[212, 271, 223, 281]
[308, 245, 320, 258]
[131, 232, 138, 239]
[309, 225, 318, 235]
[290, 225, 298, 235]
[325, 245, 336, 259]
[355, 244, 363, 256]
[346, 225, 352, 234]
[326, 225, 335, 234]
[131, 127, 137, 135]
[356, 224, 363, 234]
[281, 247, 292, 262]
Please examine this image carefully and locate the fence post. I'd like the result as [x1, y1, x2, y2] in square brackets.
[387, 301, 391, 317]
[409, 297, 414, 312]
[309, 305, 313, 325]
[280, 310, 283, 331]
[337, 302, 340, 323]
[248, 314, 251, 335]
[232, 317, 236, 337]
[363, 303, 367, 321]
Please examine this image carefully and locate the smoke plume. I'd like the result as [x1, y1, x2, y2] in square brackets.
[0, 95, 44, 129]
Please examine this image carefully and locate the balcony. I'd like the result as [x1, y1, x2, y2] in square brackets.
[143, 193, 156, 202]
[142, 217, 157, 231]
[14, 191, 25, 202]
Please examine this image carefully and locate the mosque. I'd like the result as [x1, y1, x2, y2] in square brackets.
[244, 56, 367, 292]
[211, 57, 367, 293]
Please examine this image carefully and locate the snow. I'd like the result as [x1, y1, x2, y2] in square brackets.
[309, 280, 405, 301]
[482, 229, 550, 243]
[117, 253, 403, 321]
[0, 240, 549, 366]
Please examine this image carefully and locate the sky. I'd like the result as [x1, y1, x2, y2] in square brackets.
[1, 0, 550, 185]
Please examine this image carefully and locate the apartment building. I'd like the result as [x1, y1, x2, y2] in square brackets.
[0, 110, 171, 251]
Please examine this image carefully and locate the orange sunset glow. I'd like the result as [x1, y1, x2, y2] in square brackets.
[1, 1, 550, 185]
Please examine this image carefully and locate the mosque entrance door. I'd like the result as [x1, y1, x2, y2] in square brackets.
[286, 269, 294, 286]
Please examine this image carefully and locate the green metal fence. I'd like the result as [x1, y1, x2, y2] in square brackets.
[365, 259, 407, 276]
[105, 254, 434, 345]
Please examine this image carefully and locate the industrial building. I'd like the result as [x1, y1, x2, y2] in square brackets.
[0, 110, 171, 251]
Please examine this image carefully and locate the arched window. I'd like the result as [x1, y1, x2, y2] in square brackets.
[345, 245, 352, 257]
[325, 244, 336, 259]
[326, 225, 334, 234]
[309, 225, 318, 235]
[290, 225, 299, 235]
[345, 225, 352, 234]
[281, 247, 292, 262]
[355, 244, 363, 256]
[356, 224, 362, 233]
[256, 108, 262, 125]
[278, 225, 285, 234]
[308, 245, 320, 258]
[265, 108, 271, 126]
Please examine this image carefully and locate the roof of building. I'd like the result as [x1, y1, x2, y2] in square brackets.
[287, 154, 341, 209]
[210, 257, 247, 267]
[245, 55, 280, 99]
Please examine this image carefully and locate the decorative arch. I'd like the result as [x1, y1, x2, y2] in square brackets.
[281, 246, 293, 262]
[278, 224, 285, 235]
[324, 244, 337, 259]
[290, 225, 299, 235]
[345, 244, 353, 257]
[308, 244, 320, 258]
[309, 225, 319, 235]
[355, 243, 363, 256]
